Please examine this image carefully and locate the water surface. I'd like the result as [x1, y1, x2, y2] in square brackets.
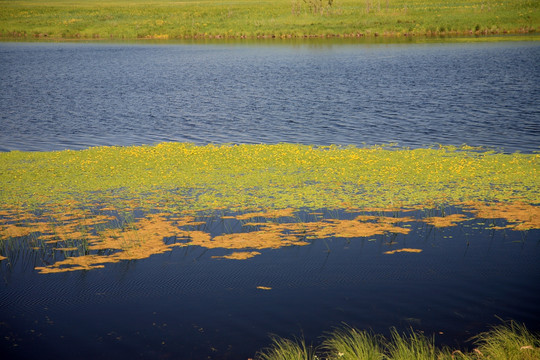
[1, 207, 539, 359]
[1, 41, 539, 152]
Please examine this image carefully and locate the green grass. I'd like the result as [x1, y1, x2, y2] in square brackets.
[256, 321, 540, 360]
[0, 0, 538, 40]
[0, 143, 538, 213]
[321, 326, 385, 360]
[257, 336, 315, 360]
[472, 321, 540, 360]
[387, 328, 444, 360]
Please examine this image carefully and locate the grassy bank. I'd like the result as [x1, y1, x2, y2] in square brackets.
[1, 0, 538, 40]
[256, 321, 540, 360]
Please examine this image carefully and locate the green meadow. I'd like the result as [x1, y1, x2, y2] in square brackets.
[0, 0, 538, 40]
[1, 143, 538, 212]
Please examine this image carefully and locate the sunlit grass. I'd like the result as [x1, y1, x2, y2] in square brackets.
[256, 336, 315, 360]
[472, 320, 540, 360]
[387, 328, 441, 359]
[321, 326, 385, 360]
[256, 321, 540, 360]
[0, 0, 538, 40]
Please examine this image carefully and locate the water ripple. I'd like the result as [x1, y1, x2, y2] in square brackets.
[1, 42, 539, 153]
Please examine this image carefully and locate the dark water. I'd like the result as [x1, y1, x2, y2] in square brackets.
[1, 208, 539, 359]
[1, 41, 539, 153]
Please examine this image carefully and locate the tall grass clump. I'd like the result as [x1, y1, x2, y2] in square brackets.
[472, 320, 540, 360]
[387, 327, 440, 360]
[256, 336, 315, 360]
[322, 325, 385, 360]
[255, 321, 540, 360]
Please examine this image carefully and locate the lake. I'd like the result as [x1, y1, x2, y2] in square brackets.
[0, 41, 539, 153]
[0, 40, 539, 360]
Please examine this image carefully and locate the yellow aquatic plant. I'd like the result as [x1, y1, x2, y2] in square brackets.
[1, 143, 539, 273]
[383, 248, 423, 255]
[422, 214, 468, 227]
[1, 143, 538, 212]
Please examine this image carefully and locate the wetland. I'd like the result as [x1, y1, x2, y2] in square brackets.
[0, 41, 539, 359]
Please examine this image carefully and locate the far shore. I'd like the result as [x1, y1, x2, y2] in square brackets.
[1, 0, 538, 42]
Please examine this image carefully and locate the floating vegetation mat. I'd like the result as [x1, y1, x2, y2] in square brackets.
[0, 143, 538, 274]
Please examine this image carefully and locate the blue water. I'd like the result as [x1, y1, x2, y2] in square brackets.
[1, 41, 539, 152]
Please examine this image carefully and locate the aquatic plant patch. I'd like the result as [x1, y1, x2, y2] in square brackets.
[0, 200, 538, 274]
[1, 143, 538, 211]
[0, 143, 538, 273]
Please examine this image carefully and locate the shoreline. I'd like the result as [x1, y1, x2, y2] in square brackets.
[2, 29, 538, 42]
[1, 33, 538, 45]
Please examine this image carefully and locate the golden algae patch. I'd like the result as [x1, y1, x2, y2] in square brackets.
[34, 213, 202, 274]
[0, 223, 36, 238]
[212, 251, 261, 260]
[244, 215, 412, 240]
[41, 225, 98, 244]
[384, 248, 423, 255]
[200, 231, 309, 250]
[354, 215, 416, 224]
[53, 247, 79, 252]
[35, 255, 108, 273]
[88, 213, 198, 256]
[308, 215, 412, 238]
[235, 208, 296, 220]
[466, 202, 540, 230]
[31, 211, 314, 273]
[0, 211, 38, 223]
[423, 214, 468, 227]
